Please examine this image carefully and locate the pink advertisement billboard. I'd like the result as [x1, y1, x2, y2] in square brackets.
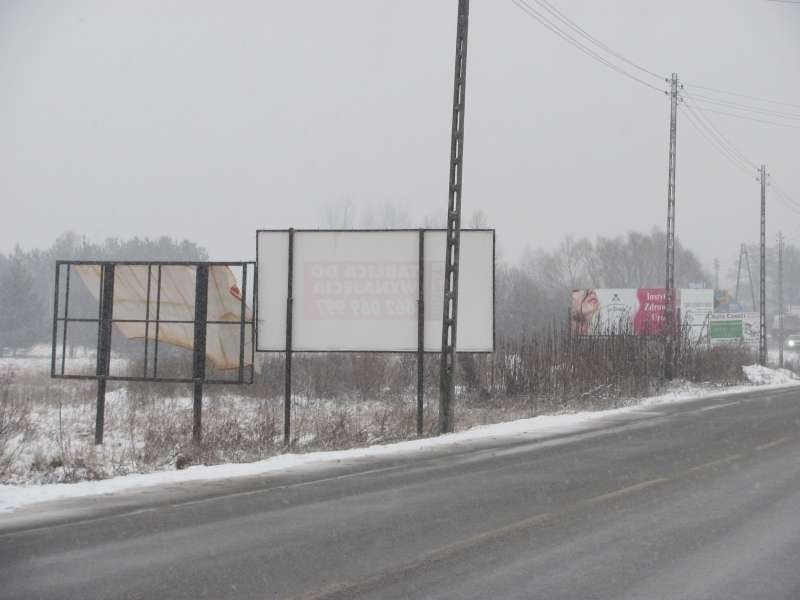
[570, 288, 685, 336]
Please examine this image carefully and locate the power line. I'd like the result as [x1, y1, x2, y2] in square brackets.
[680, 104, 754, 176]
[509, 0, 798, 208]
[524, 0, 665, 81]
[684, 83, 800, 110]
[682, 93, 759, 169]
[773, 181, 800, 212]
[510, 0, 665, 95]
[683, 103, 800, 215]
[685, 92, 800, 121]
[774, 191, 800, 216]
[510, 0, 800, 125]
[679, 96, 800, 220]
[690, 105, 800, 129]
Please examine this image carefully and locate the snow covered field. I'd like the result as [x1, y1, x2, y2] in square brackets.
[1, 363, 797, 514]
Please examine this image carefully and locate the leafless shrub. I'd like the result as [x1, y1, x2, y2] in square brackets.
[0, 368, 33, 477]
[0, 315, 758, 484]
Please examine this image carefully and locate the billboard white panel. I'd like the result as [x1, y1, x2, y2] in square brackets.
[709, 312, 760, 347]
[257, 231, 290, 351]
[679, 288, 714, 341]
[423, 231, 494, 352]
[256, 230, 494, 352]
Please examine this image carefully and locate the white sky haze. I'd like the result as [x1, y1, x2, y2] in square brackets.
[1, 0, 798, 279]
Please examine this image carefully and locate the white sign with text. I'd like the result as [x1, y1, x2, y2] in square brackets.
[256, 230, 494, 352]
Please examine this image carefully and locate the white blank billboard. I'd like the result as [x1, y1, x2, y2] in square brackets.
[256, 230, 494, 352]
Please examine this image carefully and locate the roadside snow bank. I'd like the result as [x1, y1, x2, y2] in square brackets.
[2, 366, 799, 514]
[742, 364, 798, 386]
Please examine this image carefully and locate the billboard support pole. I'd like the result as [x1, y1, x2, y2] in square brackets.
[192, 264, 209, 445]
[759, 165, 767, 366]
[284, 229, 295, 447]
[440, 0, 470, 434]
[417, 230, 425, 436]
[95, 263, 115, 445]
[50, 264, 61, 378]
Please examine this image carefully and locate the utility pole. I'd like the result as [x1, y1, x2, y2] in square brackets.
[439, 0, 470, 434]
[664, 72, 679, 380]
[759, 164, 767, 366]
[778, 231, 784, 368]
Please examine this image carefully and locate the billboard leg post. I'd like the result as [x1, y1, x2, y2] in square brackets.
[284, 229, 295, 448]
[284, 351, 292, 447]
[95, 263, 115, 445]
[192, 264, 209, 445]
[192, 382, 203, 445]
[95, 378, 106, 445]
[417, 230, 425, 436]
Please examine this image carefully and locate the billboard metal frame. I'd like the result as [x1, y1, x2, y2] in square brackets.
[51, 260, 256, 444]
[255, 228, 496, 444]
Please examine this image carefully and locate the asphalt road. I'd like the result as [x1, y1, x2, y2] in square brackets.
[3, 387, 800, 599]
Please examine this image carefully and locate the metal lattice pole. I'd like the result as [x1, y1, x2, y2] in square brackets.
[760, 165, 767, 366]
[664, 73, 679, 380]
[439, 0, 470, 434]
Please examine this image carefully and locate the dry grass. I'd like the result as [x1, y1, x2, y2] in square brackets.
[0, 330, 759, 484]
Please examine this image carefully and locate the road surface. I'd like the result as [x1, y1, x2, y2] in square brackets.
[3, 387, 800, 599]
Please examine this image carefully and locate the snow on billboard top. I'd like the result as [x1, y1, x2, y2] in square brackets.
[256, 230, 495, 352]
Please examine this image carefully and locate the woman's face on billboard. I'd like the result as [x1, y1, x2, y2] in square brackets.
[580, 290, 599, 317]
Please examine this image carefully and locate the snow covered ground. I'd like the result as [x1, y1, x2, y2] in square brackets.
[1, 364, 797, 514]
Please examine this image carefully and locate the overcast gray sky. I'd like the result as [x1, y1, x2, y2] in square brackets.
[1, 0, 798, 280]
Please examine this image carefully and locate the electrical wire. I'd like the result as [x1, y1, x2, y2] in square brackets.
[684, 83, 800, 110]
[510, 0, 800, 128]
[685, 92, 800, 121]
[689, 105, 800, 129]
[510, 0, 666, 95]
[524, 0, 666, 81]
[679, 104, 755, 177]
[774, 192, 800, 216]
[682, 93, 760, 170]
[678, 96, 800, 220]
[508, 0, 798, 202]
[773, 181, 800, 212]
